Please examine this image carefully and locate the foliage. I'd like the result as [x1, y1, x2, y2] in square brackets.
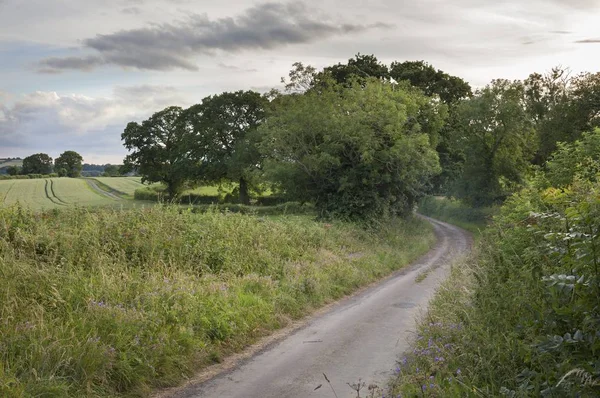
[21, 153, 53, 175]
[102, 165, 123, 177]
[122, 106, 192, 198]
[259, 78, 444, 220]
[546, 129, 600, 187]
[0, 205, 435, 397]
[6, 166, 20, 176]
[182, 91, 267, 205]
[523, 67, 572, 164]
[322, 53, 390, 85]
[418, 196, 495, 234]
[54, 150, 84, 178]
[453, 79, 537, 206]
[393, 158, 600, 396]
[389, 60, 472, 104]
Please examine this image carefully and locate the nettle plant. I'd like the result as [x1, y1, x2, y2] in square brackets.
[505, 183, 600, 396]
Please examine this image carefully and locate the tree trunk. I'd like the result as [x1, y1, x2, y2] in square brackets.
[239, 177, 250, 205]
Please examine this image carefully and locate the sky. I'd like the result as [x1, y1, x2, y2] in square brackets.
[0, 0, 599, 164]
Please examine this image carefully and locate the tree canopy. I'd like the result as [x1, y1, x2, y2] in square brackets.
[259, 78, 443, 220]
[182, 91, 266, 204]
[55, 150, 83, 177]
[22, 153, 53, 175]
[453, 80, 537, 206]
[122, 106, 191, 197]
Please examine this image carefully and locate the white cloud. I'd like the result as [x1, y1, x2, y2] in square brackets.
[0, 86, 191, 163]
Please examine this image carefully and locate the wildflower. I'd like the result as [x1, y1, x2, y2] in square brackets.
[456, 368, 462, 375]
[395, 366, 401, 374]
[421, 385, 427, 391]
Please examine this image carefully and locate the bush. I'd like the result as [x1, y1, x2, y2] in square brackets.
[392, 180, 600, 397]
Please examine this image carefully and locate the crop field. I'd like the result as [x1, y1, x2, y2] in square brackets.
[0, 159, 23, 168]
[95, 177, 234, 197]
[0, 178, 125, 210]
[91, 177, 146, 196]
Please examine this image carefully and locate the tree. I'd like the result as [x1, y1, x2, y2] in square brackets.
[22, 153, 53, 174]
[54, 150, 83, 177]
[6, 166, 20, 176]
[389, 61, 472, 104]
[122, 106, 191, 197]
[102, 164, 121, 177]
[453, 80, 537, 206]
[546, 128, 600, 187]
[259, 78, 444, 220]
[322, 54, 390, 85]
[568, 72, 600, 139]
[388, 61, 472, 194]
[182, 91, 267, 205]
[523, 67, 572, 164]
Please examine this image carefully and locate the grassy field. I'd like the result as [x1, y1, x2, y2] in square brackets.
[0, 159, 23, 168]
[0, 205, 436, 397]
[91, 177, 146, 196]
[0, 178, 147, 210]
[93, 177, 228, 198]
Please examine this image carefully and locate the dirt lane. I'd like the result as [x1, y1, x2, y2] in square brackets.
[171, 217, 472, 398]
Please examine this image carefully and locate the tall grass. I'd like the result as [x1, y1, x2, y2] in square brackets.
[0, 205, 435, 397]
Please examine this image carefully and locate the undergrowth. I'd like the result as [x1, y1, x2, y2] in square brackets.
[418, 196, 495, 235]
[0, 205, 435, 397]
[391, 180, 600, 397]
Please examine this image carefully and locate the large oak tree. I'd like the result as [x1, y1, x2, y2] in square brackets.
[122, 106, 191, 197]
[183, 91, 266, 205]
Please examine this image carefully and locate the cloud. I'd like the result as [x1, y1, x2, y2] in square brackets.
[0, 86, 191, 162]
[36, 1, 391, 73]
[575, 38, 600, 43]
[121, 7, 142, 15]
[38, 55, 106, 74]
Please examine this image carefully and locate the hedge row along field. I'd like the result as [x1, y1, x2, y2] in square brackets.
[390, 184, 600, 397]
[0, 205, 436, 397]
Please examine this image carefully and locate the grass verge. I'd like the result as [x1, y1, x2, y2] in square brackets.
[0, 204, 435, 397]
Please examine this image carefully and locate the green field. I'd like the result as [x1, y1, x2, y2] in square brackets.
[93, 177, 226, 197]
[0, 159, 23, 168]
[91, 177, 147, 196]
[0, 178, 126, 210]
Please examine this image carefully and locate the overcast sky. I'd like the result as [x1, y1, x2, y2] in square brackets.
[1, 0, 599, 164]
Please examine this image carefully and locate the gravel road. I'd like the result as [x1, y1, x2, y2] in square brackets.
[173, 217, 472, 398]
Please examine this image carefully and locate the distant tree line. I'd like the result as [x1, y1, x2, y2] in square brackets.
[1, 151, 128, 179]
[122, 54, 600, 219]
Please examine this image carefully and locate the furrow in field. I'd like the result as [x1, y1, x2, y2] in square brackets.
[49, 179, 69, 204]
[2, 181, 16, 204]
[44, 179, 66, 206]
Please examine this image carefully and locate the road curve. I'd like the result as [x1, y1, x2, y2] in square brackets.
[175, 217, 472, 398]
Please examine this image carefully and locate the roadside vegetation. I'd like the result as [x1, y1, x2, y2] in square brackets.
[418, 196, 495, 235]
[0, 205, 434, 397]
[391, 130, 600, 397]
